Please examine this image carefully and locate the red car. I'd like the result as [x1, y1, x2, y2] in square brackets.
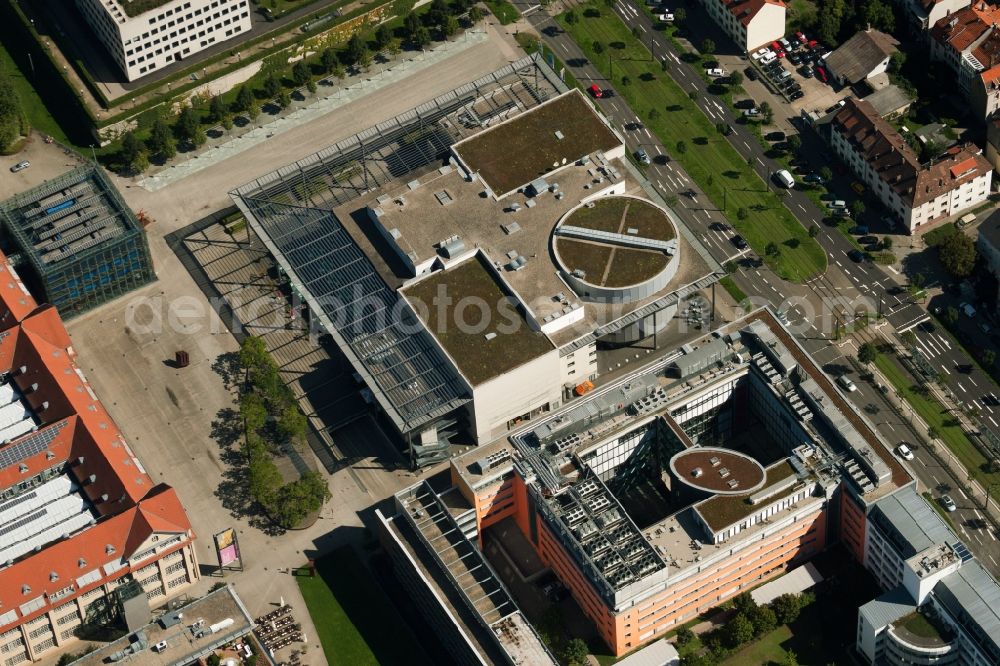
[588, 84, 603, 98]
[770, 40, 785, 57]
[795, 31, 807, 43]
[807, 39, 819, 49]
[815, 65, 828, 83]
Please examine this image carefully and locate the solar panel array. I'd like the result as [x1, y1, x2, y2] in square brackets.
[0, 419, 67, 471]
[239, 198, 468, 430]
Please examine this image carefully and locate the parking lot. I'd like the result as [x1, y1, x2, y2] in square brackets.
[746, 37, 849, 117]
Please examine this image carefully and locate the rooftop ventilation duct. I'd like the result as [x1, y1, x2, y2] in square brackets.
[692, 467, 703, 478]
[105, 544, 115, 554]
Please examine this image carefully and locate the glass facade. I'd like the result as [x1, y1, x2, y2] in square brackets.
[0, 166, 154, 317]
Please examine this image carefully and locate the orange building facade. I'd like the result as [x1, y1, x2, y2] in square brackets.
[0, 253, 198, 664]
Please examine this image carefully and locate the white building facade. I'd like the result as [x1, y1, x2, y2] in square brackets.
[701, 0, 786, 52]
[74, 0, 252, 81]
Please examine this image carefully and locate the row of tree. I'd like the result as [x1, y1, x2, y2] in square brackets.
[0, 74, 29, 154]
[114, 0, 485, 173]
[238, 337, 330, 529]
[678, 591, 813, 666]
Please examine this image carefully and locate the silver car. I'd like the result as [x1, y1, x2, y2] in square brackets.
[9, 161, 29, 173]
[634, 148, 651, 165]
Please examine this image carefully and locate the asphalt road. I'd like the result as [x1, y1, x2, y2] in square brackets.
[515, 0, 1000, 572]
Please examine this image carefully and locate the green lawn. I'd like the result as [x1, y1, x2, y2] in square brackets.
[874, 352, 1000, 498]
[0, 41, 69, 146]
[559, 4, 826, 283]
[486, 0, 520, 24]
[296, 547, 432, 666]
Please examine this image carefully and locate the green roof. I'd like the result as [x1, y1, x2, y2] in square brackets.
[696, 460, 798, 532]
[403, 255, 554, 385]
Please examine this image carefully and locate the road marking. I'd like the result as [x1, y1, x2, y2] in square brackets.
[969, 376, 978, 387]
[559, 43, 569, 53]
[957, 488, 968, 499]
[937, 335, 951, 349]
[637, 23, 646, 32]
[991, 416, 999, 427]
[757, 157, 765, 166]
[644, 128, 651, 138]
[797, 203, 806, 212]
[835, 260, 843, 267]
[941, 366, 950, 375]
[991, 554, 999, 567]
[743, 140, 751, 150]
[887, 266, 899, 274]
[957, 382, 968, 394]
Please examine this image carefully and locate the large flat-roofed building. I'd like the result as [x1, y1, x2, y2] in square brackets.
[0, 250, 198, 664]
[231, 56, 722, 463]
[74, 0, 252, 81]
[376, 308, 931, 657]
[0, 165, 155, 318]
[856, 485, 1000, 665]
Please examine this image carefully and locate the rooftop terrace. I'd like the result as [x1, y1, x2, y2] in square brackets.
[452, 90, 622, 197]
[402, 254, 554, 386]
[72, 585, 254, 666]
[695, 460, 799, 532]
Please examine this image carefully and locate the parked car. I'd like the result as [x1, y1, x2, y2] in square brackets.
[658, 11, 675, 21]
[731, 235, 749, 249]
[849, 225, 869, 234]
[837, 375, 857, 392]
[858, 235, 879, 246]
[983, 393, 1000, 406]
[896, 443, 915, 461]
[848, 249, 866, 263]
[9, 161, 29, 173]
[799, 65, 814, 78]
[788, 52, 802, 65]
[789, 90, 805, 100]
[588, 84, 603, 98]
[961, 301, 977, 317]
[706, 67, 725, 77]
[634, 148, 651, 165]
[752, 47, 770, 61]
[766, 131, 786, 142]
[773, 169, 795, 188]
[795, 31, 807, 43]
[804, 172, 826, 184]
[940, 495, 957, 512]
[815, 66, 828, 82]
[779, 37, 792, 51]
[745, 66, 759, 81]
[735, 98, 756, 109]
[770, 41, 785, 57]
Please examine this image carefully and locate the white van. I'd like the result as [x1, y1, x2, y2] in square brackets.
[828, 199, 846, 208]
[774, 169, 795, 188]
[837, 375, 857, 392]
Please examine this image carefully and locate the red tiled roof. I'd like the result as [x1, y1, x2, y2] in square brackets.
[721, 0, 785, 27]
[831, 98, 991, 207]
[932, 3, 1000, 55]
[0, 247, 195, 633]
[0, 484, 192, 633]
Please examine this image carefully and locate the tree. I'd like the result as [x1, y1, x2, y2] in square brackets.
[561, 638, 589, 666]
[235, 85, 255, 113]
[0, 74, 27, 151]
[901, 330, 917, 347]
[728, 70, 743, 87]
[759, 101, 773, 124]
[701, 38, 715, 55]
[632, 26, 642, 39]
[209, 94, 228, 123]
[263, 73, 282, 98]
[928, 425, 940, 440]
[819, 165, 833, 182]
[724, 613, 754, 648]
[863, 0, 895, 33]
[771, 593, 804, 625]
[385, 36, 402, 56]
[358, 48, 374, 71]
[850, 199, 866, 218]
[621, 75, 632, 86]
[332, 64, 347, 85]
[469, 5, 485, 23]
[346, 34, 369, 66]
[321, 47, 339, 73]
[688, 90, 698, 100]
[921, 139, 943, 162]
[412, 25, 432, 48]
[766, 242, 780, 256]
[276, 90, 291, 109]
[889, 51, 906, 74]
[306, 79, 317, 94]
[147, 116, 176, 160]
[292, 61, 311, 87]
[674, 7, 686, 22]
[120, 131, 144, 167]
[984, 349, 997, 366]
[375, 24, 393, 49]
[716, 122, 727, 135]
[733, 592, 756, 615]
[882, 236, 893, 250]
[749, 605, 777, 636]
[787, 134, 802, 153]
[565, 9, 578, 24]
[939, 232, 977, 277]
[676, 140, 687, 154]
[945, 306, 959, 326]
[130, 150, 150, 174]
[278, 404, 307, 441]
[175, 105, 202, 147]
[809, 225, 820, 238]
[676, 627, 695, 646]
[247, 455, 282, 506]
[784, 649, 799, 666]
[649, 108, 662, 121]
[858, 341, 879, 365]
[817, 0, 848, 45]
[404, 10, 422, 35]
[443, 14, 460, 38]
[247, 101, 261, 122]
[593, 40, 604, 54]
